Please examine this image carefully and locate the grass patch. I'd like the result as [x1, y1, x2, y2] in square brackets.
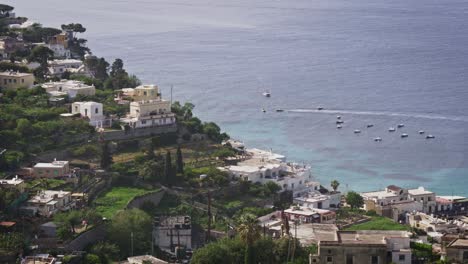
[94, 187, 153, 218]
[345, 216, 410, 231]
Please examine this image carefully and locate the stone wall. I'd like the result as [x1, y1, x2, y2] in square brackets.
[102, 125, 177, 141]
[65, 224, 107, 251]
[126, 189, 165, 209]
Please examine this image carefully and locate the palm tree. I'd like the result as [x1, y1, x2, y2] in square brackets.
[331, 180, 340, 192]
[237, 213, 261, 264]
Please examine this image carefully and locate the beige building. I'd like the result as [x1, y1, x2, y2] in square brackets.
[33, 160, 70, 178]
[116, 84, 161, 102]
[121, 99, 175, 128]
[0, 71, 35, 90]
[310, 230, 412, 264]
[445, 238, 468, 263]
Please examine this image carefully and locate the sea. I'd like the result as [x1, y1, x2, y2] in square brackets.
[8, 0, 468, 195]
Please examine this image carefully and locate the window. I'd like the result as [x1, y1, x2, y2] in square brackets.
[13, 79, 16, 83]
[428, 196, 432, 201]
[22, 79, 24, 83]
[346, 255, 353, 264]
[326, 256, 333, 263]
[327, 250, 332, 254]
[8, 79, 11, 83]
[141, 120, 146, 125]
[399, 255, 405, 261]
[371, 256, 379, 264]
[95, 108, 99, 114]
[463, 251, 468, 260]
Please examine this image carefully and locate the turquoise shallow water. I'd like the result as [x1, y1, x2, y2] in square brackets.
[9, 0, 468, 195]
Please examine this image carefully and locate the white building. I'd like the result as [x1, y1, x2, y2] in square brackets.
[21, 190, 74, 217]
[219, 148, 314, 196]
[48, 59, 89, 77]
[0, 175, 26, 193]
[44, 43, 70, 58]
[361, 185, 409, 210]
[294, 189, 342, 209]
[407, 187, 436, 214]
[71, 101, 106, 127]
[42, 80, 95, 98]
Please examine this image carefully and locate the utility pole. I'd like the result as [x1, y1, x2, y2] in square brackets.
[131, 231, 134, 256]
[206, 191, 212, 243]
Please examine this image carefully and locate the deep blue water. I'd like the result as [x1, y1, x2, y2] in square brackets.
[9, 0, 468, 195]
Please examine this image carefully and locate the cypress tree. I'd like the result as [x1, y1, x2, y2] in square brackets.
[164, 151, 173, 185]
[176, 145, 184, 174]
[100, 142, 112, 169]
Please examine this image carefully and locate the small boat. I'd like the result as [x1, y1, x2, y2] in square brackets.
[374, 137, 382, 142]
[426, 135, 435, 139]
[401, 133, 408, 138]
[276, 109, 284, 112]
[367, 124, 374, 128]
[262, 108, 266, 113]
[336, 120, 344, 124]
[397, 124, 405, 128]
[388, 127, 396, 132]
[354, 130, 361, 134]
[317, 107, 324, 110]
[337, 116, 341, 119]
[418, 130, 425, 134]
[337, 125, 342, 129]
[263, 91, 271, 97]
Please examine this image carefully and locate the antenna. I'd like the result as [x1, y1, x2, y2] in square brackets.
[170, 85, 173, 105]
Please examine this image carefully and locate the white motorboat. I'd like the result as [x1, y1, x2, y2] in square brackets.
[388, 127, 396, 132]
[418, 130, 425, 134]
[336, 120, 344, 124]
[337, 115, 341, 119]
[401, 133, 408, 138]
[397, 124, 405, 128]
[426, 135, 435, 139]
[262, 108, 266, 113]
[337, 125, 342, 129]
[354, 130, 361, 134]
[374, 137, 382, 142]
[263, 91, 271, 97]
[367, 124, 374, 128]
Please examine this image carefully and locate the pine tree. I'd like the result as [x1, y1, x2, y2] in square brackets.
[100, 142, 112, 169]
[176, 145, 184, 175]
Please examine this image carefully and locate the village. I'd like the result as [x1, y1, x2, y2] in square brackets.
[0, 4, 468, 264]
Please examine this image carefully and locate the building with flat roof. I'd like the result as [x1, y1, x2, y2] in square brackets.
[33, 160, 70, 178]
[284, 206, 336, 224]
[0, 71, 35, 90]
[310, 230, 412, 264]
[121, 99, 175, 128]
[0, 175, 26, 193]
[71, 101, 106, 127]
[21, 254, 56, 264]
[42, 79, 95, 98]
[22, 190, 74, 217]
[48, 59, 90, 77]
[126, 255, 168, 264]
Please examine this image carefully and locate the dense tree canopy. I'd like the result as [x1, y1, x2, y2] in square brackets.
[346, 191, 364, 209]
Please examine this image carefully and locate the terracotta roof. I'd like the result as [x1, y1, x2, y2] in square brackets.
[0, 221, 16, 227]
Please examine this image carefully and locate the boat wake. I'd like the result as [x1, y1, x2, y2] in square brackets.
[287, 109, 468, 122]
